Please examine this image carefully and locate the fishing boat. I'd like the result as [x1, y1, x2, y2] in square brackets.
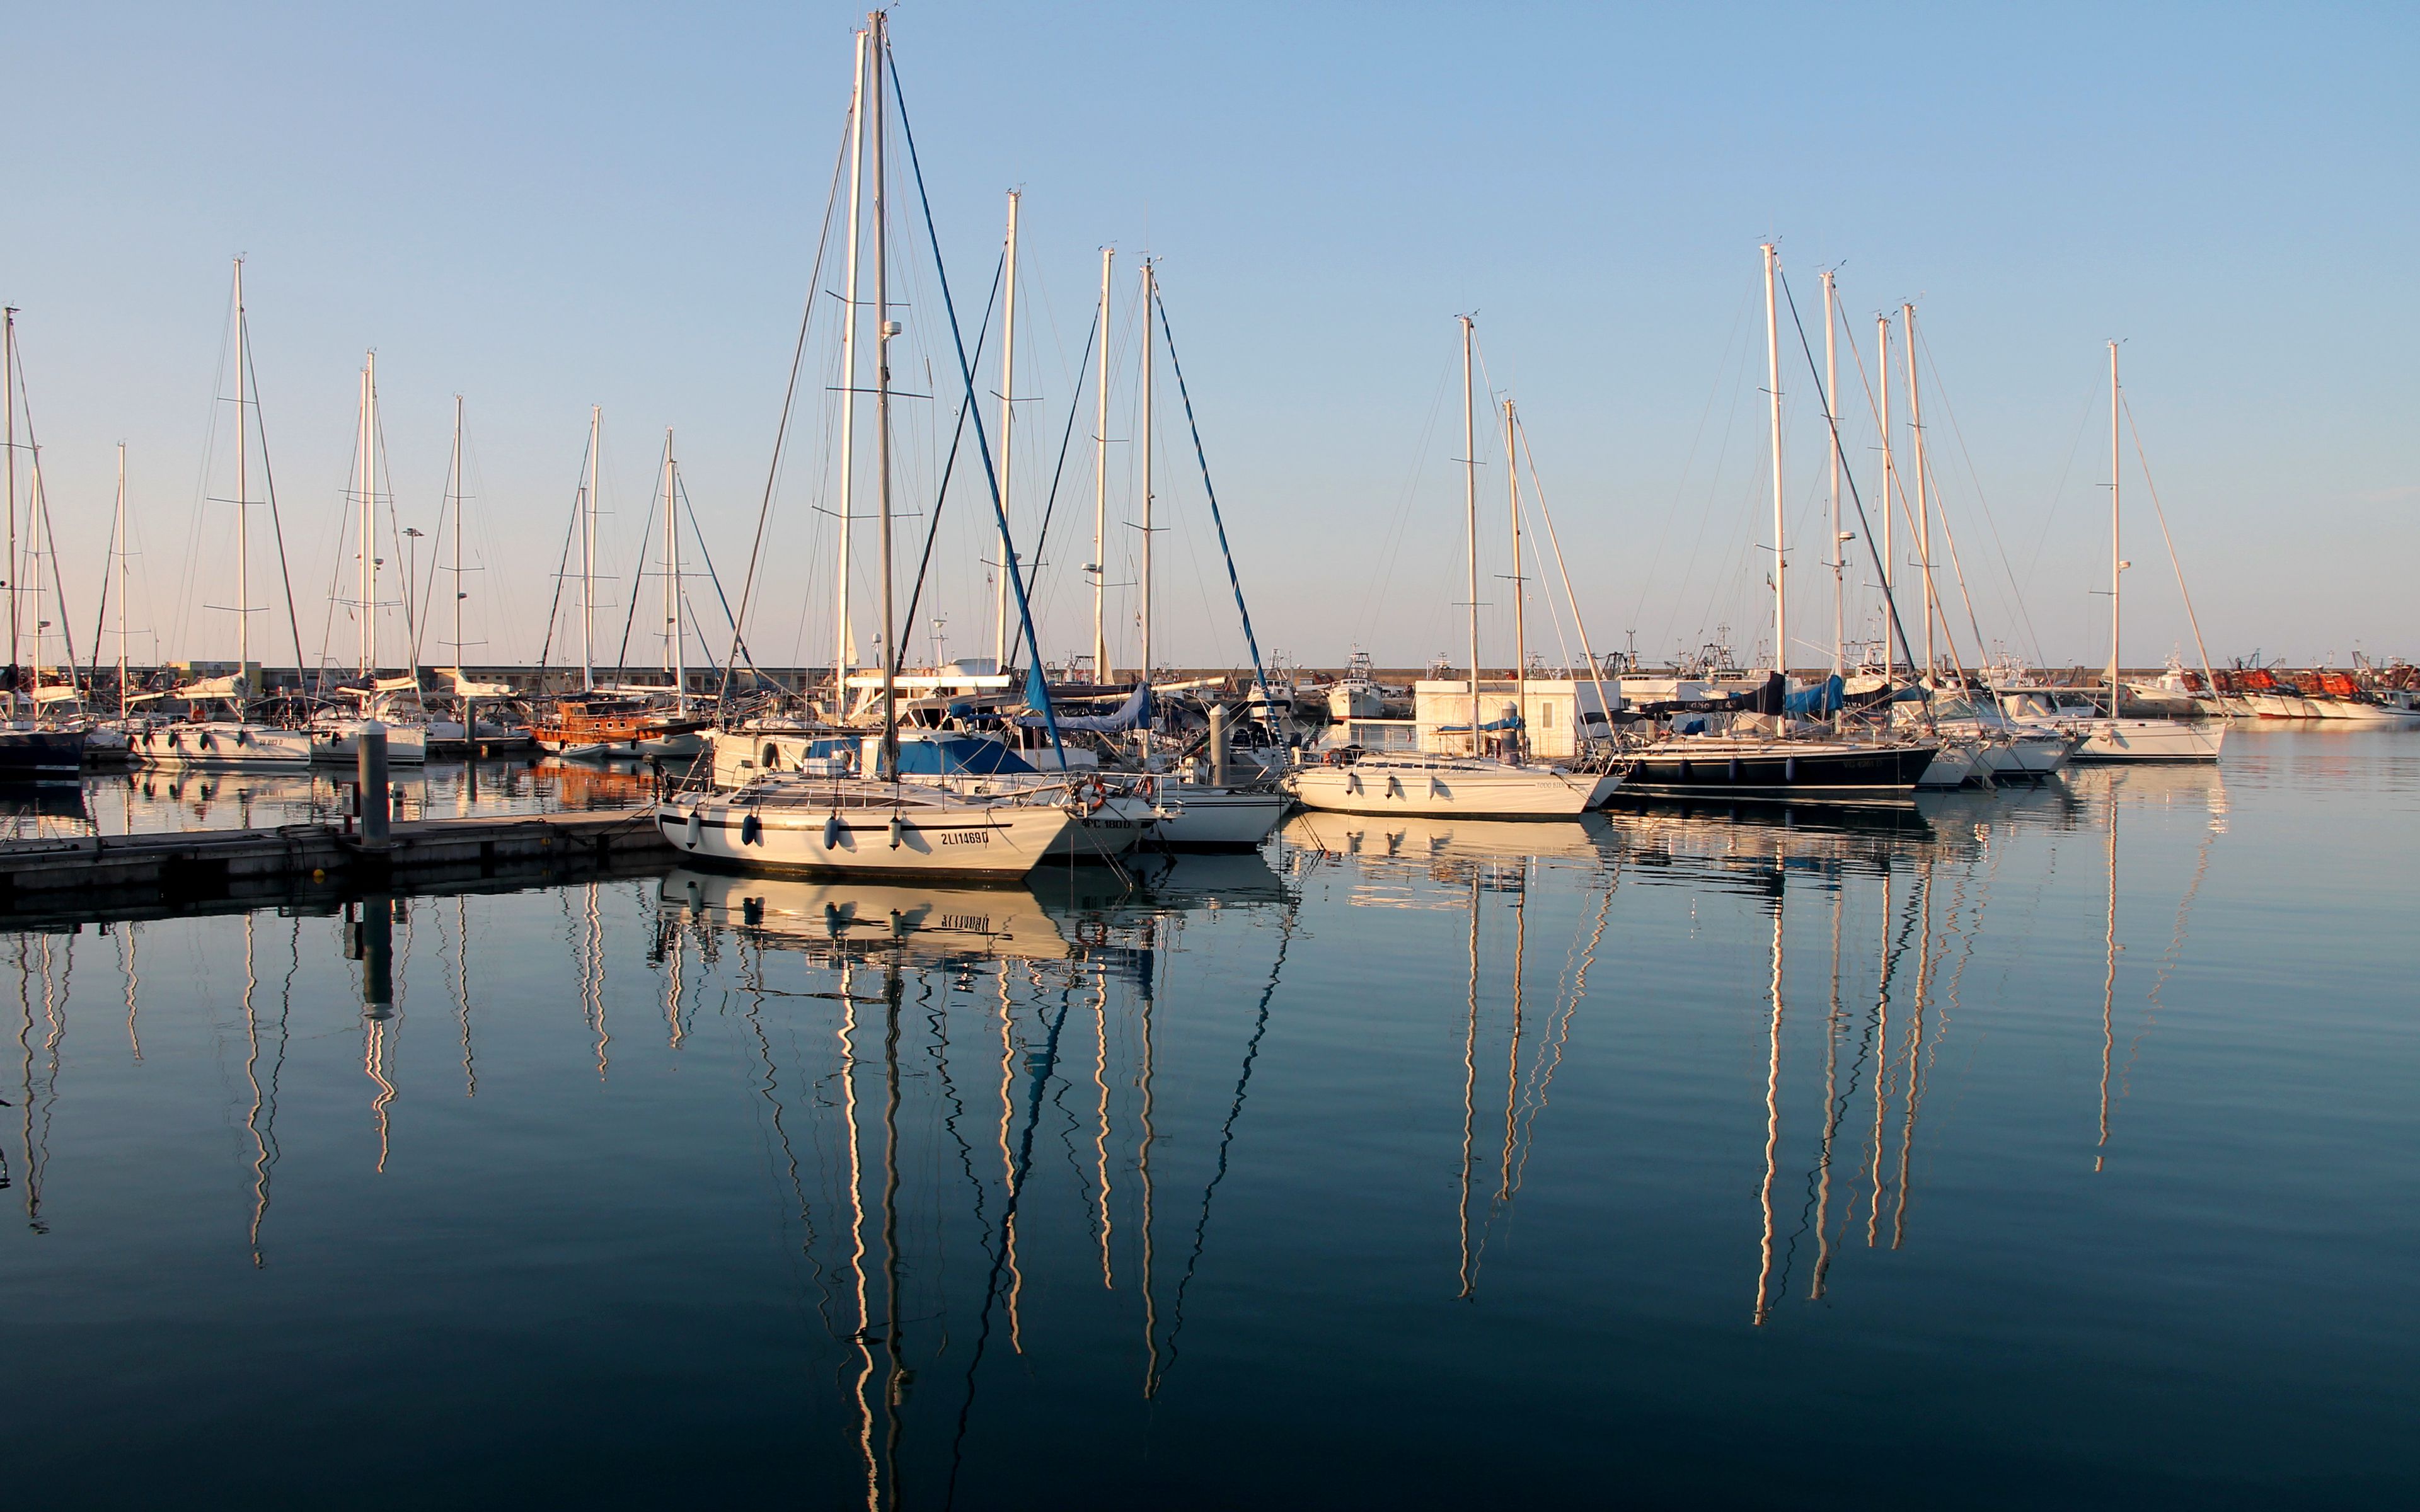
[1325, 649, 1387, 720]
[1289, 315, 1622, 818]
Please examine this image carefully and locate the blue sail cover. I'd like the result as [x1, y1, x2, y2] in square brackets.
[1785, 675, 1845, 717]
[892, 735, 1037, 775]
[1014, 681, 1149, 733]
[1435, 714, 1526, 733]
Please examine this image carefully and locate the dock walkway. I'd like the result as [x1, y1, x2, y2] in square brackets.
[0, 809, 674, 920]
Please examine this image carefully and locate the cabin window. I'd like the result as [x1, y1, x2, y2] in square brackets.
[1540, 703, 1555, 730]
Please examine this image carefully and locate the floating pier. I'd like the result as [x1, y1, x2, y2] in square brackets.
[0, 809, 673, 922]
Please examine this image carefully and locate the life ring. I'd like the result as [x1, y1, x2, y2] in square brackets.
[1085, 776, 1107, 814]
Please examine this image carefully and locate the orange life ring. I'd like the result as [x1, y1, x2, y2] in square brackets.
[1085, 776, 1107, 814]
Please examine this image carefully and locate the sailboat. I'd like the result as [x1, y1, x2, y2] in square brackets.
[132, 260, 315, 772]
[310, 350, 429, 765]
[0, 308, 89, 778]
[531, 411, 710, 760]
[1288, 316, 1621, 818]
[1617, 247, 1938, 799]
[2017, 345, 2223, 765]
[421, 396, 531, 753]
[657, 11, 1080, 880]
[1098, 258, 1290, 847]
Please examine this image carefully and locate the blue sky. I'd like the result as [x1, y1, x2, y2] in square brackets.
[4, 1, 2412, 674]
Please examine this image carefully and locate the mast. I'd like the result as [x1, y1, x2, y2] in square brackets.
[870, 7, 897, 779]
[1460, 314, 1479, 754]
[450, 395, 468, 737]
[359, 351, 378, 679]
[1138, 257, 1156, 757]
[2107, 340, 2123, 701]
[449, 396, 464, 661]
[1092, 246, 1112, 684]
[1761, 243, 1785, 678]
[4, 304, 14, 696]
[582, 405, 599, 692]
[993, 188, 1019, 669]
[833, 24, 867, 718]
[1903, 305, 1930, 683]
[1823, 270, 1843, 675]
[234, 263, 251, 690]
[1876, 313, 1894, 679]
[115, 444, 128, 723]
[1504, 396, 1525, 760]
[665, 427, 684, 713]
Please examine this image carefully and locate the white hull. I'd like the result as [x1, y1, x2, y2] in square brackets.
[658, 780, 1078, 880]
[1978, 733, 2074, 776]
[911, 773, 1153, 859]
[2064, 718, 2225, 764]
[131, 721, 315, 770]
[2305, 700, 2418, 725]
[1150, 783, 1289, 849]
[1327, 685, 1385, 720]
[1915, 742, 1981, 788]
[1284, 756, 1617, 817]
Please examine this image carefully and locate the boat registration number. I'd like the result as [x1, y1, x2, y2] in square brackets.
[940, 830, 991, 846]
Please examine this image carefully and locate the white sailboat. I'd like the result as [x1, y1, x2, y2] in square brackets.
[659, 12, 1080, 881]
[1289, 315, 1620, 818]
[135, 261, 315, 772]
[2054, 345, 2223, 765]
[312, 350, 428, 765]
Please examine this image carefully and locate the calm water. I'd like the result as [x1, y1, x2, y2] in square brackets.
[2, 728, 2413, 1508]
[0, 757, 656, 840]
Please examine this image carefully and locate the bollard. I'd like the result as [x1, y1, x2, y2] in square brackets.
[1208, 704, 1232, 789]
[357, 720, 391, 846]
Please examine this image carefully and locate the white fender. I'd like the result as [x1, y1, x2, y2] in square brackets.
[684, 810, 703, 849]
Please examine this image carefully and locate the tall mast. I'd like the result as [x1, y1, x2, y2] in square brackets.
[1459, 314, 1478, 753]
[1823, 270, 1842, 676]
[1091, 246, 1112, 683]
[1761, 243, 1786, 678]
[1876, 312, 1893, 679]
[832, 24, 867, 718]
[115, 444, 128, 722]
[3, 306, 15, 692]
[993, 188, 1019, 669]
[359, 350, 377, 677]
[2108, 340, 2122, 700]
[233, 263, 251, 687]
[449, 395, 463, 664]
[1903, 304, 1930, 682]
[1504, 396, 1525, 759]
[870, 8, 897, 778]
[582, 405, 599, 692]
[665, 427, 684, 713]
[1138, 257, 1155, 755]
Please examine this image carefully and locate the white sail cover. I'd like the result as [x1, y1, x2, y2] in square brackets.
[441, 668, 515, 699]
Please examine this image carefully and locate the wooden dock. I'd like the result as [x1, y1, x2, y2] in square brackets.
[0, 809, 675, 922]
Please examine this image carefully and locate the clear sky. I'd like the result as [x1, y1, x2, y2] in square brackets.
[4, 1, 2412, 677]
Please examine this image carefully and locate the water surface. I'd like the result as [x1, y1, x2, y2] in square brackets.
[2, 728, 2412, 1508]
